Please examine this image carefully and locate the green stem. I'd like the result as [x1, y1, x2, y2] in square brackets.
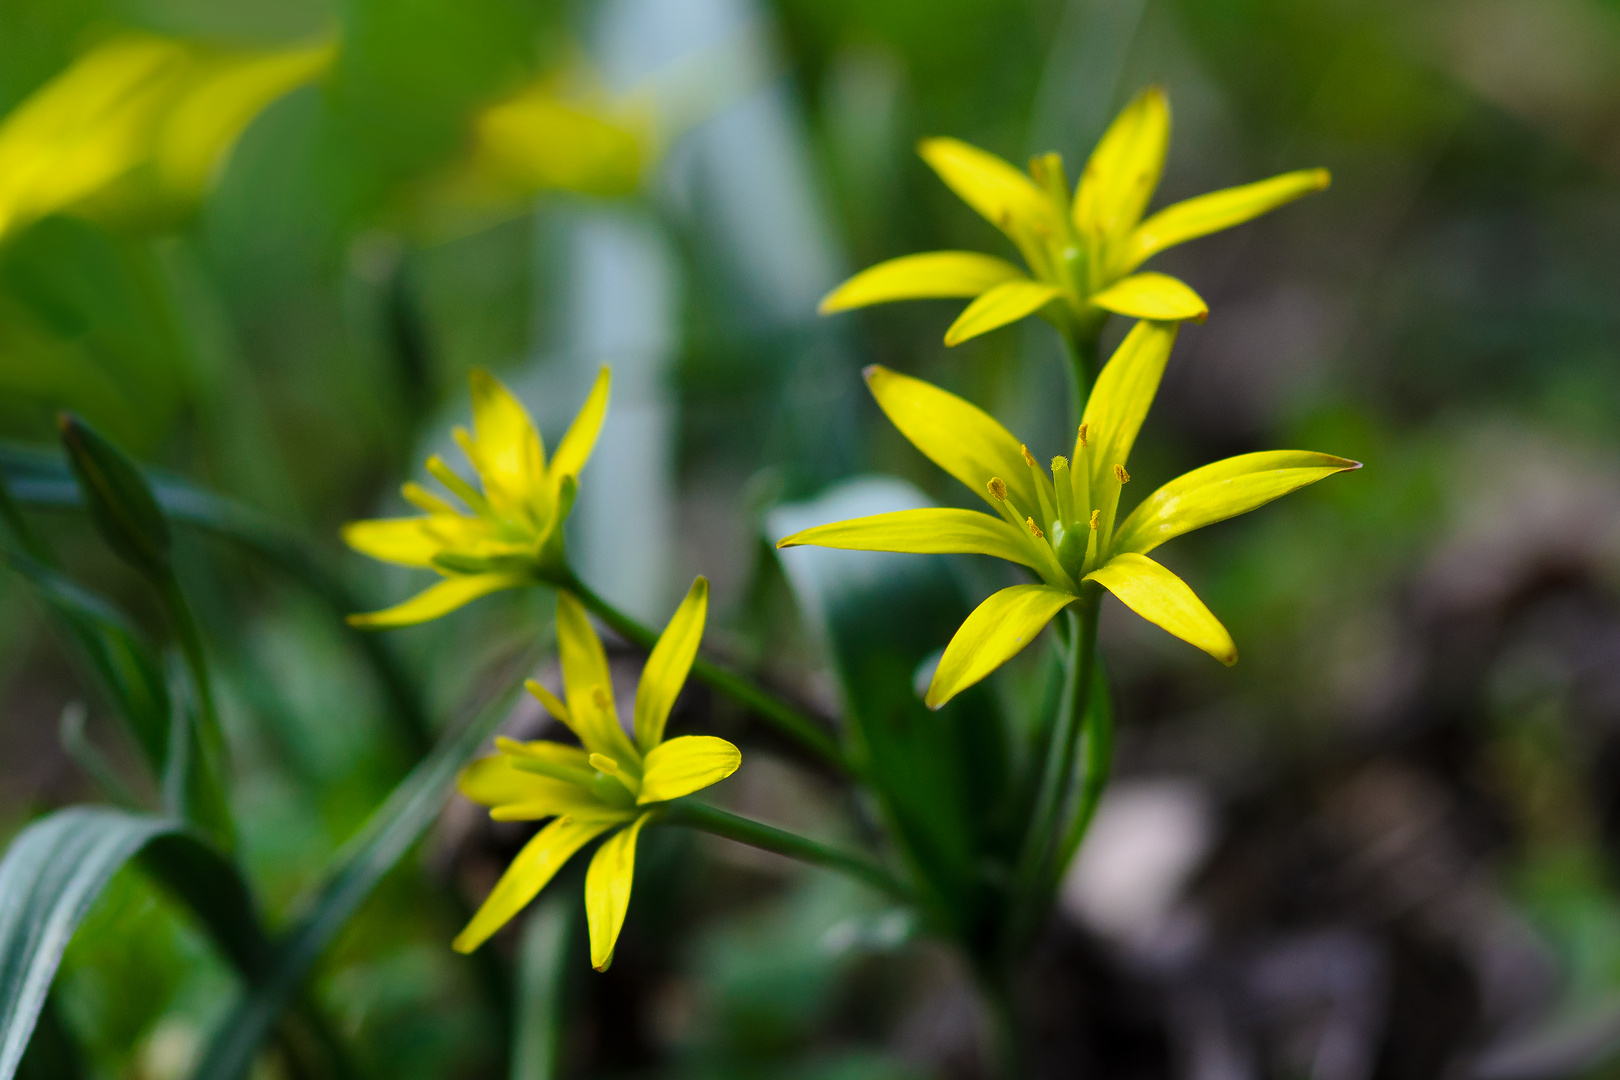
[978, 971, 1024, 1080]
[1049, 674, 1114, 896]
[662, 801, 911, 903]
[1008, 599, 1098, 944]
[1060, 326, 1101, 431]
[553, 570, 847, 773]
[158, 572, 236, 848]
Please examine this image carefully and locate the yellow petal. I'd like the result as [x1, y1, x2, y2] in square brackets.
[1114, 451, 1360, 556]
[556, 590, 641, 763]
[341, 517, 445, 568]
[584, 814, 651, 970]
[452, 815, 618, 953]
[943, 280, 1062, 346]
[864, 365, 1039, 517]
[633, 577, 707, 753]
[549, 366, 611, 486]
[1088, 272, 1207, 323]
[819, 251, 1027, 313]
[1084, 552, 1235, 665]
[638, 736, 741, 804]
[0, 36, 188, 239]
[151, 42, 333, 202]
[346, 571, 529, 629]
[776, 507, 1040, 570]
[458, 754, 581, 808]
[1078, 319, 1180, 487]
[1122, 168, 1330, 274]
[927, 584, 1075, 709]
[466, 369, 546, 512]
[917, 136, 1051, 239]
[1073, 87, 1169, 241]
[474, 86, 644, 197]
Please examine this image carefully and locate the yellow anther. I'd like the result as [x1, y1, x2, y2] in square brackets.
[1051, 455, 1069, 472]
[1026, 516, 1044, 539]
[1021, 444, 1038, 468]
[589, 753, 620, 775]
[1077, 423, 1089, 447]
[988, 477, 1008, 501]
[591, 686, 612, 711]
[1089, 509, 1100, 531]
[1113, 464, 1131, 484]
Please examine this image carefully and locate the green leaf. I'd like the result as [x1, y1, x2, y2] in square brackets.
[56, 413, 171, 582]
[0, 550, 169, 771]
[0, 442, 433, 757]
[770, 477, 1016, 938]
[0, 807, 267, 1080]
[188, 675, 528, 1080]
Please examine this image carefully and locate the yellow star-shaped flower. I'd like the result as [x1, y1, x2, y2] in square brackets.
[344, 367, 609, 627]
[777, 320, 1358, 707]
[820, 87, 1329, 347]
[453, 578, 740, 967]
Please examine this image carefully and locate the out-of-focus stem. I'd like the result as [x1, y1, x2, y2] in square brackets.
[1049, 675, 1115, 896]
[662, 801, 910, 902]
[552, 569, 847, 773]
[158, 573, 236, 849]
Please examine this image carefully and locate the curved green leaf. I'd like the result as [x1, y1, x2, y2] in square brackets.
[0, 442, 431, 756]
[0, 807, 266, 1080]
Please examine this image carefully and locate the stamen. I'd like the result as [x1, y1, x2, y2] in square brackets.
[1051, 456, 1074, 526]
[592, 686, 612, 711]
[1077, 423, 1089, 448]
[1089, 510, 1100, 531]
[589, 753, 620, 775]
[988, 477, 1008, 502]
[1026, 517, 1044, 539]
[1113, 464, 1131, 484]
[1021, 444, 1038, 468]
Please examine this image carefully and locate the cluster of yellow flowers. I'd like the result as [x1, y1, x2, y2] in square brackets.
[343, 88, 1355, 962]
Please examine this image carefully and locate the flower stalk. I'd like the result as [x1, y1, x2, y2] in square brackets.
[661, 800, 912, 904]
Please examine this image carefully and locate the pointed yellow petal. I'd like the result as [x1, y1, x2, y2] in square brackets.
[918, 136, 1051, 239]
[638, 736, 741, 804]
[927, 584, 1075, 709]
[1115, 451, 1360, 556]
[1085, 552, 1235, 664]
[633, 577, 708, 753]
[585, 814, 651, 970]
[819, 252, 1027, 313]
[0, 36, 188, 239]
[452, 815, 618, 953]
[776, 507, 1040, 570]
[943, 280, 1062, 346]
[459, 754, 581, 808]
[151, 42, 333, 202]
[1122, 168, 1330, 274]
[1088, 272, 1207, 323]
[347, 572, 529, 629]
[467, 368, 545, 507]
[1079, 319, 1180, 487]
[864, 365, 1039, 516]
[549, 366, 611, 485]
[341, 517, 445, 567]
[556, 590, 641, 763]
[1074, 87, 1169, 241]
